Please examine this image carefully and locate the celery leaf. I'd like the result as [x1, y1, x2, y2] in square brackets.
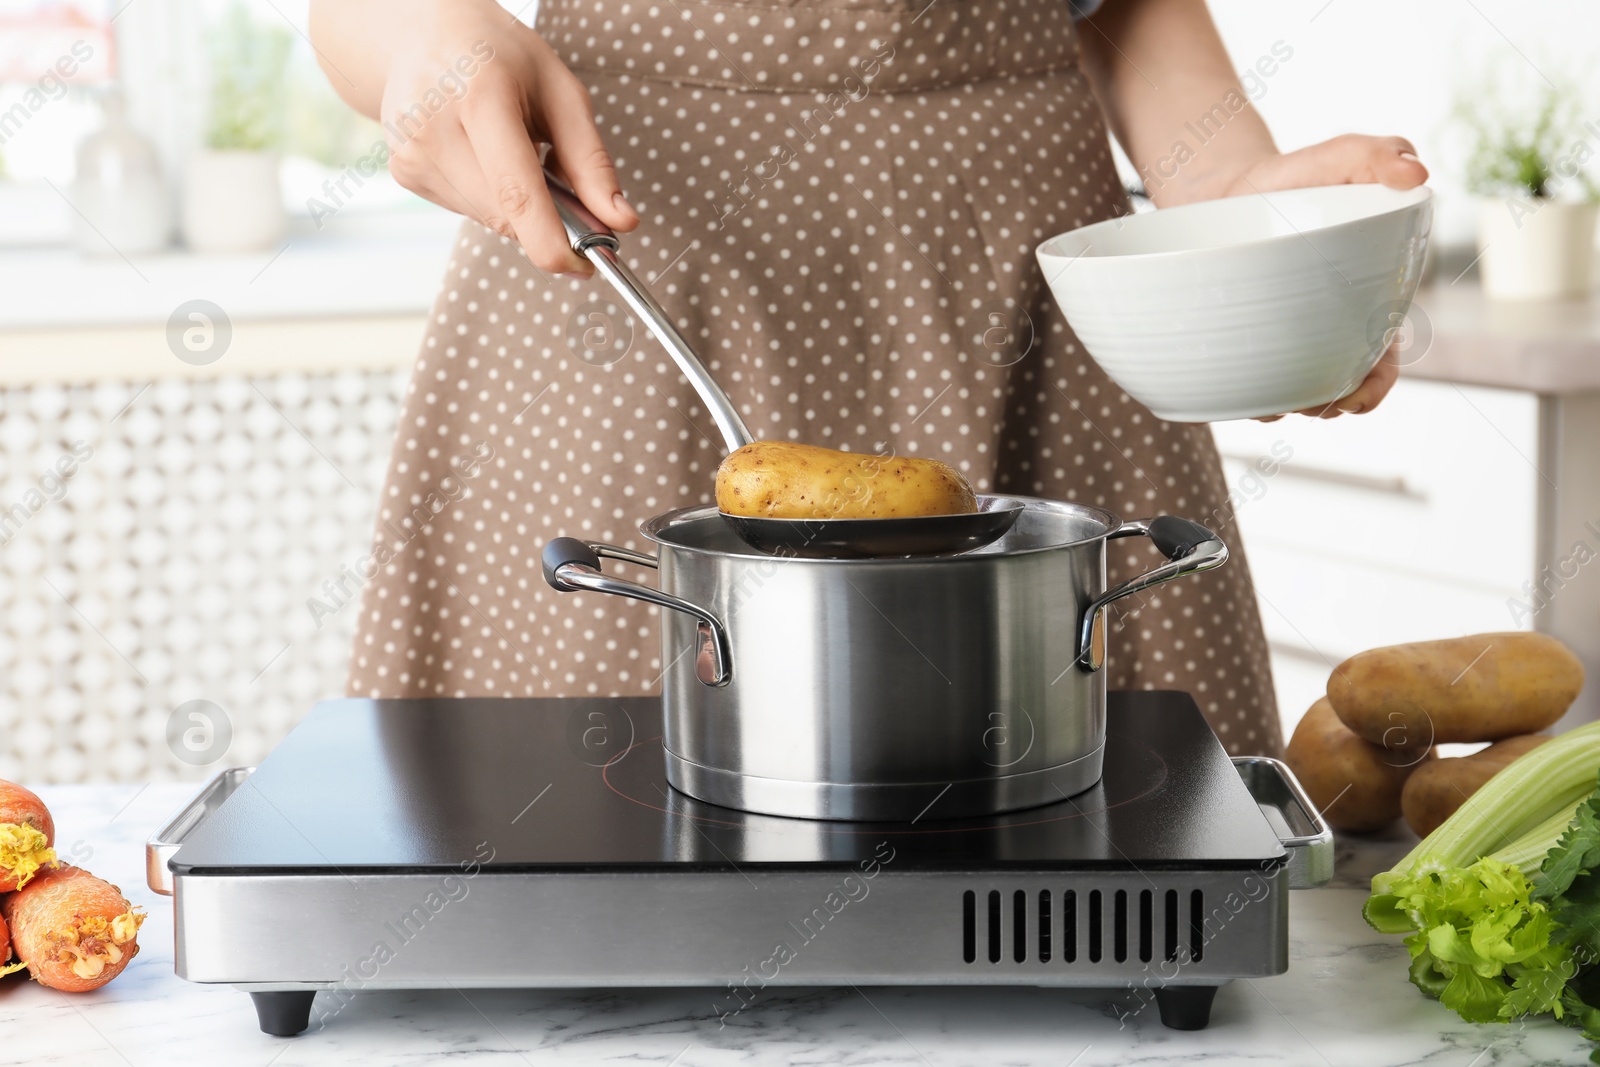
[1538, 775, 1600, 972]
[1538, 783, 1600, 904]
[1388, 858, 1575, 1024]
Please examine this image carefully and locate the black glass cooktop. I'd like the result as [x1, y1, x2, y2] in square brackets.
[171, 691, 1285, 874]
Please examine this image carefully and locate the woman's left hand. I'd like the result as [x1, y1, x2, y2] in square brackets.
[1225, 135, 1429, 421]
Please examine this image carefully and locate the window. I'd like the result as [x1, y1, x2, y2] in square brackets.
[0, 0, 428, 249]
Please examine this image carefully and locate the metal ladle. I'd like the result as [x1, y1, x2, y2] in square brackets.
[544, 171, 1022, 559]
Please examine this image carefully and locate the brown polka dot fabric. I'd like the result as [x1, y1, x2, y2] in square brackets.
[346, 0, 1283, 757]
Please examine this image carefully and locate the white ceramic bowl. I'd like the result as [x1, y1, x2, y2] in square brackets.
[1036, 184, 1432, 422]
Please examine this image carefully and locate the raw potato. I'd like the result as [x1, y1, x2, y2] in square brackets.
[1327, 633, 1583, 748]
[2, 865, 144, 991]
[0, 778, 57, 892]
[1286, 697, 1434, 833]
[1401, 734, 1552, 838]
[715, 440, 978, 520]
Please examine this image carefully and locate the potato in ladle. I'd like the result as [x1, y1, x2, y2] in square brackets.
[715, 441, 978, 520]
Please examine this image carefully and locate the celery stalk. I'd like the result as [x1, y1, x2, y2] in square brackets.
[1497, 797, 1588, 876]
[1373, 721, 1600, 894]
[1362, 718, 1600, 1045]
[1366, 720, 1600, 932]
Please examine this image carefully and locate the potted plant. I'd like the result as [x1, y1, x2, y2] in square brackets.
[181, 2, 293, 253]
[1459, 79, 1599, 301]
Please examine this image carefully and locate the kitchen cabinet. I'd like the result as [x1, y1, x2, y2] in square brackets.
[1213, 281, 1600, 740]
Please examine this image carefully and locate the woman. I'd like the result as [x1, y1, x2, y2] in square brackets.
[310, 0, 1425, 756]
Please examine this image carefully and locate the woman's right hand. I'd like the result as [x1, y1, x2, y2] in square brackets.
[309, 0, 637, 275]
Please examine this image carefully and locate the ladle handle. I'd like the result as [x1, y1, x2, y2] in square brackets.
[544, 171, 755, 454]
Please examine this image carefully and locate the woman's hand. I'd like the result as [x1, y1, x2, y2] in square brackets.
[1228, 136, 1428, 421]
[309, 0, 636, 275]
[1074, 0, 1429, 421]
[1216, 134, 1428, 202]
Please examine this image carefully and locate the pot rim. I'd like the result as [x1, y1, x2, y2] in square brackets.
[640, 494, 1124, 563]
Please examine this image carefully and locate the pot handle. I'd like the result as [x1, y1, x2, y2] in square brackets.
[1076, 516, 1228, 672]
[541, 537, 732, 687]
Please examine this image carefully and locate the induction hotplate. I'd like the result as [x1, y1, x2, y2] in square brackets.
[149, 691, 1330, 1039]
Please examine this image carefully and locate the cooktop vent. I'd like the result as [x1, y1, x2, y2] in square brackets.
[962, 887, 1206, 966]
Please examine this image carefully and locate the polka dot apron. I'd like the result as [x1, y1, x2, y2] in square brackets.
[347, 0, 1283, 757]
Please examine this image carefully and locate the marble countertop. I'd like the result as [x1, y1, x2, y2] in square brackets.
[1, 783, 1591, 1067]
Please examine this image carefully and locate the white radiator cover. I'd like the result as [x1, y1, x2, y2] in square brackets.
[0, 371, 405, 783]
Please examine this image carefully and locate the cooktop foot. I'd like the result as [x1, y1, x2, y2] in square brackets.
[1153, 984, 1219, 1030]
[251, 989, 317, 1037]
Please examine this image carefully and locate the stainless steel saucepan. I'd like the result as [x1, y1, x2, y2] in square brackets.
[544, 171, 1023, 558]
[543, 500, 1227, 821]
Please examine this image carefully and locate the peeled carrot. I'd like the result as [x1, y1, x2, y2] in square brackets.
[0, 779, 56, 892]
[1, 865, 144, 991]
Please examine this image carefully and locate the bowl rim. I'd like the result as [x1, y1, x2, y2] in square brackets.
[1036, 182, 1432, 265]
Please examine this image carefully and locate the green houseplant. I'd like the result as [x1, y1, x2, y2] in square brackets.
[181, 2, 294, 253]
[1457, 76, 1599, 301]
